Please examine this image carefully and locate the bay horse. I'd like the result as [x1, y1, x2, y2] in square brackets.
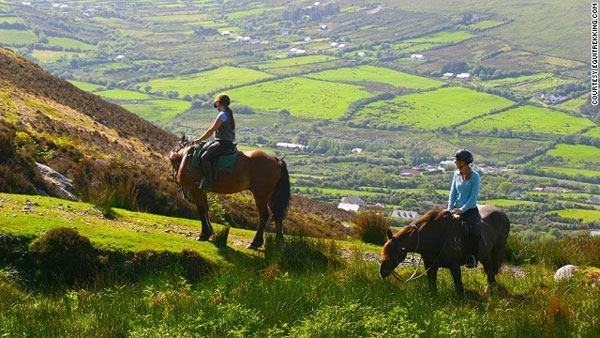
[169, 137, 291, 249]
[379, 205, 510, 297]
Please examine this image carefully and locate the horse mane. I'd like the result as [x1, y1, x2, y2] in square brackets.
[394, 209, 450, 238]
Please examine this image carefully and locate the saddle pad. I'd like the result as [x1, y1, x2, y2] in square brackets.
[191, 142, 238, 173]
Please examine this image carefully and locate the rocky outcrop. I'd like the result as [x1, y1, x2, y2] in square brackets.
[35, 163, 78, 201]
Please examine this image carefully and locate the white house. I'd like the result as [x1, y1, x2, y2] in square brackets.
[338, 44, 346, 48]
[351, 147, 362, 153]
[443, 72, 454, 77]
[221, 31, 231, 36]
[320, 25, 328, 30]
[276, 142, 305, 150]
[341, 195, 365, 205]
[338, 203, 361, 212]
[456, 73, 471, 79]
[410, 54, 425, 60]
[304, 37, 311, 42]
[330, 42, 339, 48]
[391, 210, 419, 220]
[357, 52, 366, 57]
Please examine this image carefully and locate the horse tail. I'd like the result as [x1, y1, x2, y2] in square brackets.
[271, 158, 291, 224]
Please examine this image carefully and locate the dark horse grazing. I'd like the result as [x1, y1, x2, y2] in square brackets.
[380, 205, 510, 297]
[169, 137, 291, 249]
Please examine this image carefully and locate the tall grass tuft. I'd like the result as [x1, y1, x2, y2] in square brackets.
[210, 226, 230, 247]
[506, 235, 600, 268]
[355, 211, 391, 245]
[91, 176, 138, 217]
[264, 234, 341, 271]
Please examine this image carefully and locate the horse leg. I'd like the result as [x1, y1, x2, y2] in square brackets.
[480, 256, 495, 296]
[268, 199, 284, 242]
[449, 265, 465, 298]
[247, 193, 270, 250]
[424, 259, 438, 294]
[192, 189, 213, 240]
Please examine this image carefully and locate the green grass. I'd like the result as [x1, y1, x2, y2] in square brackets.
[45, 36, 96, 50]
[0, 17, 25, 25]
[304, 65, 444, 89]
[122, 99, 191, 122]
[145, 14, 208, 22]
[254, 55, 338, 69]
[406, 31, 477, 44]
[533, 144, 600, 169]
[68, 80, 104, 92]
[0, 29, 37, 45]
[584, 127, 600, 138]
[480, 199, 539, 207]
[476, 73, 554, 88]
[539, 167, 600, 180]
[95, 89, 151, 100]
[226, 6, 285, 19]
[355, 87, 513, 129]
[228, 77, 373, 119]
[547, 208, 600, 223]
[137, 66, 274, 97]
[461, 105, 596, 135]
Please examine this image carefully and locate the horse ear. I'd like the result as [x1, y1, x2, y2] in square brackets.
[387, 229, 393, 239]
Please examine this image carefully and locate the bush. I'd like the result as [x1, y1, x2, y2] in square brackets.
[91, 176, 139, 217]
[264, 234, 340, 271]
[210, 226, 230, 247]
[355, 211, 390, 245]
[30, 228, 97, 285]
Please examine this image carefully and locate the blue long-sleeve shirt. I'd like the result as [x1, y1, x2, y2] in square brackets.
[447, 170, 480, 213]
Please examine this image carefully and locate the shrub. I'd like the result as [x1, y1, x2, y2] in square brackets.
[264, 234, 340, 271]
[355, 211, 390, 245]
[128, 250, 176, 276]
[506, 235, 600, 268]
[29, 228, 97, 285]
[181, 249, 215, 283]
[210, 226, 230, 247]
[91, 176, 138, 217]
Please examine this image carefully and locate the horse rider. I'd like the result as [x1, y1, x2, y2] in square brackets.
[447, 149, 481, 268]
[192, 93, 236, 191]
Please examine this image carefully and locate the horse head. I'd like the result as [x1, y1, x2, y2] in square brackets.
[379, 209, 453, 279]
[169, 134, 191, 183]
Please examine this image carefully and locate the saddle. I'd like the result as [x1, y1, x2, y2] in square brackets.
[190, 141, 238, 173]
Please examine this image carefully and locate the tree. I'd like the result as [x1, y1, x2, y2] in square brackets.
[419, 183, 436, 197]
[498, 182, 515, 195]
[400, 198, 417, 209]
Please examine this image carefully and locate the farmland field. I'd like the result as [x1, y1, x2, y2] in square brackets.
[0, 16, 25, 24]
[583, 127, 600, 138]
[254, 55, 338, 69]
[121, 99, 191, 122]
[228, 77, 373, 119]
[31, 49, 85, 62]
[548, 209, 600, 223]
[480, 199, 539, 206]
[304, 65, 444, 89]
[460, 105, 596, 135]
[539, 167, 600, 180]
[558, 94, 588, 112]
[534, 144, 600, 169]
[354, 87, 513, 129]
[137, 66, 274, 97]
[46, 36, 96, 50]
[67, 80, 104, 92]
[476, 73, 554, 88]
[226, 6, 285, 19]
[447, 135, 549, 162]
[0, 29, 37, 45]
[406, 31, 477, 44]
[468, 20, 504, 30]
[95, 89, 151, 101]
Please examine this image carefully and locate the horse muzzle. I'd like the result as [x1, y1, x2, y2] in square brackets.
[379, 265, 392, 279]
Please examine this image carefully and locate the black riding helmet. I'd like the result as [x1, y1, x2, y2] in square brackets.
[453, 149, 474, 164]
[214, 93, 230, 108]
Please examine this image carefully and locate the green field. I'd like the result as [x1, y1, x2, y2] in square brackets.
[122, 99, 191, 122]
[535, 144, 600, 168]
[539, 167, 600, 180]
[46, 36, 96, 50]
[304, 65, 444, 89]
[558, 94, 588, 112]
[406, 31, 477, 44]
[477, 73, 554, 88]
[584, 127, 600, 138]
[226, 6, 285, 19]
[548, 208, 600, 223]
[95, 89, 151, 100]
[461, 105, 596, 135]
[255, 55, 338, 69]
[354, 87, 513, 129]
[228, 77, 373, 119]
[468, 20, 504, 30]
[146, 14, 207, 22]
[480, 199, 539, 207]
[31, 49, 85, 62]
[0, 29, 37, 45]
[0, 16, 25, 24]
[138, 66, 274, 97]
[68, 80, 104, 92]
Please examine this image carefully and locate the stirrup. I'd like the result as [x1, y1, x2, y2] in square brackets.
[197, 179, 212, 191]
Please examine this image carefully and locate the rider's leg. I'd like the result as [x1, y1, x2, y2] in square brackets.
[463, 207, 481, 268]
[199, 141, 224, 191]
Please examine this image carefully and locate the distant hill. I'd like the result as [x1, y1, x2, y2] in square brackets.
[0, 46, 353, 239]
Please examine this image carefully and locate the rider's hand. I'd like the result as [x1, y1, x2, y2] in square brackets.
[451, 208, 461, 215]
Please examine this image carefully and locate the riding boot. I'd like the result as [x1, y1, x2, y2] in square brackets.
[199, 158, 214, 191]
[466, 224, 478, 268]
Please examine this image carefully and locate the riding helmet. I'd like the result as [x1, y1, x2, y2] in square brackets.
[213, 93, 231, 108]
[453, 149, 474, 164]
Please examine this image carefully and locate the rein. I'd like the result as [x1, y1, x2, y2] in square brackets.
[385, 215, 458, 283]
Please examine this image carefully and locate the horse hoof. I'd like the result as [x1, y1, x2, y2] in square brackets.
[246, 243, 261, 250]
[197, 235, 211, 241]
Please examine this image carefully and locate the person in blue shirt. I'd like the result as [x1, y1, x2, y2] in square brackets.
[447, 149, 481, 268]
[192, 93, 236, 191]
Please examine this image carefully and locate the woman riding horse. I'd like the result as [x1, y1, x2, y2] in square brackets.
[192, 93, 235, 191]
[448, 149, 481, 268]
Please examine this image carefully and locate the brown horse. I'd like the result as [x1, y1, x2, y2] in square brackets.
[169, 137, 291, 249]
[379, 205, 510, 297]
